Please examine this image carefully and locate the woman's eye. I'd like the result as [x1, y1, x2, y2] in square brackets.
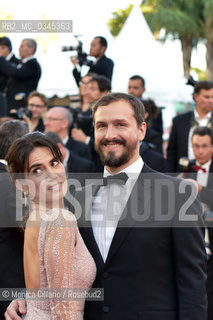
[52, 160, 59, 167]
[32, 168, 42, 175]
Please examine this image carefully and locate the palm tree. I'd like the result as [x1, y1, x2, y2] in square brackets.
[142, 0, 204, 78]
[203, 0, 213, 79]
[108, 0, 213, 79]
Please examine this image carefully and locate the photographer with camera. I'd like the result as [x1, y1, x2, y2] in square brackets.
[178, 126, 213, 319]
[25, 91, 48, 132]
[71, 73, 94, 136]
[70, 36, 114, 87]
[9, 91, 48, 132]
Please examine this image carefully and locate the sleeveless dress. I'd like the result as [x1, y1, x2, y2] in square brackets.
[22, 208, 96, 319]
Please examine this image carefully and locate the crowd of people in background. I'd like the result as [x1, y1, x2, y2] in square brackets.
[0, 35, 213, 320]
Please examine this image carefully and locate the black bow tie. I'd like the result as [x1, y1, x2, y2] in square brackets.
[102, 172, 128, 186]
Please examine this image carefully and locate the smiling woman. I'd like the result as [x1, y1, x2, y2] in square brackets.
[5, 132, 96, 319]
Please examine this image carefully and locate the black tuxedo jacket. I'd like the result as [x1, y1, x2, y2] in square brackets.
[65, 137, 92, 161]
[167, 111, 194, 172]
[72, 164, 207, 320]
[73, 55, 114, 86]
[0, 56, 41, 110]
[187, 159, 213, 320]
[0, 163, 25, 319]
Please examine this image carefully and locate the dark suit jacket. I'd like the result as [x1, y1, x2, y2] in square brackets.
[0, 54, 20, 117]
[167, 111, 213, 172]
[65, 137, 92, 161]
[73, 55, 114, 86]
[0, 54, 20, 92]
[0, 56, 41, 110]
[186, 159, 213, 320]
[140, 142, 168, 172]
[66, 151, 96, 173]
[144, 127, 163, 154]
[72, 164, 207, 320]
[0, 163, 25, 319]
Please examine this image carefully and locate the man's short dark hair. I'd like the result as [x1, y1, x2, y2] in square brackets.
[94, 36, 107, 48]
[93, 92, 145, 126]
[0, 120, 28, 159]
[89, 75, 111, 92]
[23, 38, 37, 54]
[192, 126, 213, 144]
[129, 75, 145, 88]
[0, 37, 12, 51]
[193, 81, 213, 95]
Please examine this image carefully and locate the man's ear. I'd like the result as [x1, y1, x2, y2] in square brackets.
[139, 122, 147, 142]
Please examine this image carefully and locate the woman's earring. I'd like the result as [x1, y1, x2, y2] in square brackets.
[23, 191, 28, 207]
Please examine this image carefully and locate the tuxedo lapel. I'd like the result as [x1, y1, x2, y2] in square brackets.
[77, 183, 105, 267]
[207, 159, 213, 187]
[105, 164, 154, 267]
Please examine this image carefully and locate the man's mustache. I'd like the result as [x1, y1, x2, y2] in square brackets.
[99, 138, 126, 146]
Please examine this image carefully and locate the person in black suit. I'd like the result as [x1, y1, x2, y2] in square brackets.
[44, 106, 92, 160]
[76, 93, 207, 320]
[0, 37, 20, 117]
[140, 141, 168, 172]
[0, 120, 28, 320]
[167, 80, 213, 173]
[0, 38, 41, 112]
[128, 75, 163, 135]
[71, 36, 114, 86]
[5, 93, 207, 320]
[179, 126, 213, 320]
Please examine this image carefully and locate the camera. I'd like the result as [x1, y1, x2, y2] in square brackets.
[9, 92, 32, 120]
[10, 107, 32, 120]
[70, 107, 93, 136]
[179, 157, 195, 173]
[61, 36, 93, 67]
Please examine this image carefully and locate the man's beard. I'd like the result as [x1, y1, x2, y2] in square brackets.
[95, 138, 138, 168]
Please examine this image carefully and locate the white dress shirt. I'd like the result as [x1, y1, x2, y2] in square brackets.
[90, 157, 144, 261]
[196, 159, 211, 187]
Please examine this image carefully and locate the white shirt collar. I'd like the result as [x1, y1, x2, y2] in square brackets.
[63, 149, 69, 171]
[194, 109, 211, 122]
[0, 159, 7, 166]
[6, 52, 14, 61]
[104, 156, 144, 178]
[22, 55, 34, 63]
[196, 159, 212, 172]
[62, 135, 69, 145]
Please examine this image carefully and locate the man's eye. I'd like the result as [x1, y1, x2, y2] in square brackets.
[97, 124, 106, 129]
[117, 123, 125, 127]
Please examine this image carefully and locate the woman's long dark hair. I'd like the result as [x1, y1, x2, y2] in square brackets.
[6, 131, 63, 229]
